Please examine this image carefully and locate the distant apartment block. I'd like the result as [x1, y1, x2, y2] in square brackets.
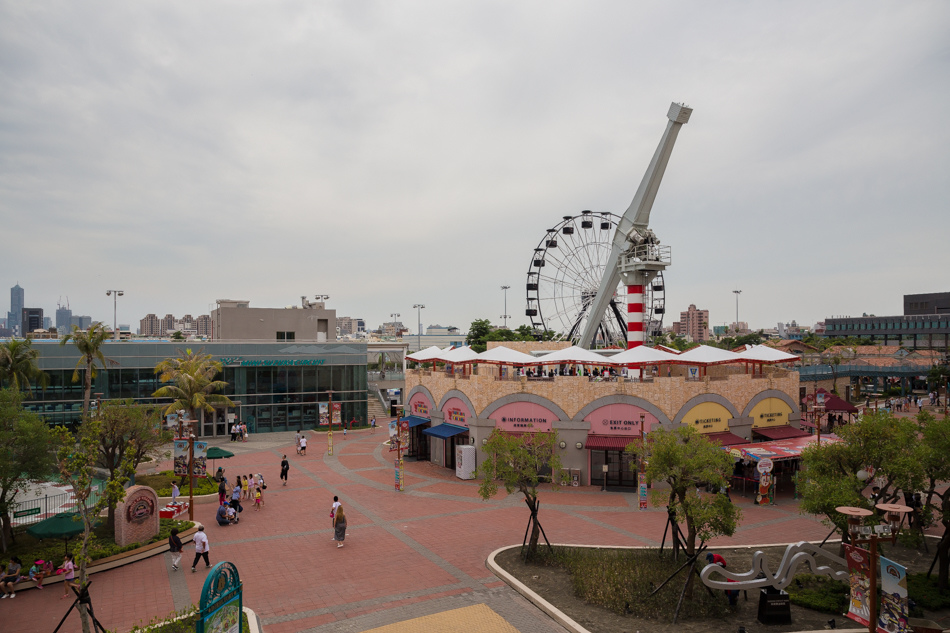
[140, 312, 213, 338]
[211, 298, 335, 342]
[673, 304, 709, 342]
[337, 316, 365, 337]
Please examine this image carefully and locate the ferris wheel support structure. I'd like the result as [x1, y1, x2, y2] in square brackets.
[577, 102, 692, 350]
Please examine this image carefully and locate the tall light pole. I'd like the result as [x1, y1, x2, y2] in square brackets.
[732, 289, 742, 334]
[315, 294, 329, 303]
[106, 290, 124, 340]
[412, 304, 425, 351]
[390, 313, 400, 339]
[500, 286, 511, 328]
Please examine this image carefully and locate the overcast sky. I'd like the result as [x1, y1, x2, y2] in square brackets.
[2, 1, 948, 337]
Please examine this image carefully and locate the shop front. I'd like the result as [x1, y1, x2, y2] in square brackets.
[749, 397, 807, 440]
[584, 403, 658, 488]
[423, 423, 469, 469]
[405, 392, 433, 459]
[679, 401, 747, 445]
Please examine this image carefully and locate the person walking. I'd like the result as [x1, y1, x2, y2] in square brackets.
[299, 435, 307, 456]
[230, 421, 238, 442]
[254, 486, 263, 511]
[168, 528, 183, 571]
[280, 455, 290, 486]
[218, 478, 227, 506]
[333, 505, 347, 548]
[60, 553, 77, 599]
[295, 431, 302, 455]
[330, 495, 341, 529]
[191, 526, 210, 572]
[371, 416, 376, 433]
[230, 483, 242, 512]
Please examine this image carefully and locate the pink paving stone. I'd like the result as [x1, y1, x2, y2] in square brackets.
[338, 454, 388, 470]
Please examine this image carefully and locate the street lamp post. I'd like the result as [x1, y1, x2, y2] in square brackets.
[732, 289, 742, 333]
[106, 290, 124, 340]
[500, 286, 511, 328]
[836, 503, 911, 633]
[412, 304, 425, 351]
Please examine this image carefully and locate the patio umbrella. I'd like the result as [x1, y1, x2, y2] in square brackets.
[206, 446, 235, 473]
[26, 512, 94, 556]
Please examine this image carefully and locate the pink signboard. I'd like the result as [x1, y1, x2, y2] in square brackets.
[409, 393, 432, 418]
[489, 402, 557, 433]
[442, 397, 472, 428]
[585, 404, 658, 436]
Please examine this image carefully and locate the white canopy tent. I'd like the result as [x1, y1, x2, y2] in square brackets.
[534, 345, 613, 366]
[609, 345, 682, 366]
[735, 345, 800, 364]
[432, 345, 481, 364]
[675, 345, 743, 366]
[474, 346, 538, 366]
[406, 346, 443, 362]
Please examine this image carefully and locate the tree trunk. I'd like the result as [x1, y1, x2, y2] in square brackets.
[77, 514, 93, 633]
[525, 496, 541, 559]
[83, 358, 93, 419]
[0, 512, 12, 552]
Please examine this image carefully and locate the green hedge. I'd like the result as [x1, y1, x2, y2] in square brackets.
[786, 574, 849, 614]
[137, 471, 219, 496]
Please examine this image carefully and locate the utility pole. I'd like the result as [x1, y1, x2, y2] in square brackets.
[106, 290, 124, 340]
[413, 304, 425, 351]
[500, 286, 510, 328]
[732, 289, 742, 333]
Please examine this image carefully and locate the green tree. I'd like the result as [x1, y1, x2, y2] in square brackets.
[917, 411, 950, 590]
[466, 319, 494, 353]
[797, 411, 923, 541]
[0, 337, 48, 394]
[641, 426, 742, 557]
[170, 331, 185, 341]
[52, 416, 134, 633]
[60, 322, 115, 417]
[829, 354, 843, 395]
[0, 388, 55, 551]
[97, 400, 173, 531]
[476, 430, 568, 558]
[152, 348, 235, 423]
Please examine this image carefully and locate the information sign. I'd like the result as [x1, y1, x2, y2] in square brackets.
[757, 458, 774, 474]
[13, 507, 40, 518]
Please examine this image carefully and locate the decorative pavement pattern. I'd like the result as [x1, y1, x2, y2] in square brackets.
[3, 425, 849, 633]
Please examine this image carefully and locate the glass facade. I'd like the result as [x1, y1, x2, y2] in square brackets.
[18, 340, 368, 435]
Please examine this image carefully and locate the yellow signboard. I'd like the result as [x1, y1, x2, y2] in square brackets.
[750, 398, 793, 428]
[681, 402, 730, 434]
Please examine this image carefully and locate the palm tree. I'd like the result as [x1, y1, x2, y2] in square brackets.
[0, 338, 48, 394]
[60, 323, 115, 417]
[152, 348, 235, 429]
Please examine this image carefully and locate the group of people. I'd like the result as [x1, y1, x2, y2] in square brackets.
[0, 553, 78, 600]
[230, 421, 250, 442]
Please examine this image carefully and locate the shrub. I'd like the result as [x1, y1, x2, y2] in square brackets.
[137, 471, 219, 496]
[907, 573, 950, 611]
[786, 574, 849, 614]
[548, 547, 729, 620]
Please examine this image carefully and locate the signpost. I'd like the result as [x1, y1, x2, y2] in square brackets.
[757, 458, 774, 506]
[197, 562, 243, 633]
[13, 507, 41, 519]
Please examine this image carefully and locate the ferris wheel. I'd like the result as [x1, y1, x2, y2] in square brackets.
[525, 210, 666, 347]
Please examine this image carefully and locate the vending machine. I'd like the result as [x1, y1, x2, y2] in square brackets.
[456, 444, 476, 480]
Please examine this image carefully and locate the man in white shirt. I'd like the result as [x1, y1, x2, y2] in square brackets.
[299, 435, 307, 456]
[191, 526, 210, 572]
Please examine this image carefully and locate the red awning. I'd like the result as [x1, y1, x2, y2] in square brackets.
[752, 425, 811, 440]
[585, 435, 639, 450]
[799, 419, 816, 429]
[704, 431, 750, 446]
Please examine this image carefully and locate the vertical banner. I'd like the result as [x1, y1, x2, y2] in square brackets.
[638, 471, 648, 509]
[318, 403, 329, 425]
[878, 556, 909, 633]
[174, 440, 189, 477]
[844, 544, 873, 628]
[193, 442, 208, 478]
[331, 402, 341, 425]
[388, 420, 398, 452]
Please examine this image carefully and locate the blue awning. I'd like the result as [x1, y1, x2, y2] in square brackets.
[422, 423, 469, 439]
[400, 415, 431, 428]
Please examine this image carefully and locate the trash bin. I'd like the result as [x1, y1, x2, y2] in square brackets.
[757, 587, 791, 625]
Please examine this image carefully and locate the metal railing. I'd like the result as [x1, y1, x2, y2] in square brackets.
[11, 481, 106, 528]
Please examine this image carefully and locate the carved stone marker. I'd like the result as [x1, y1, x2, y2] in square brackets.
[115, 485, 160, 547]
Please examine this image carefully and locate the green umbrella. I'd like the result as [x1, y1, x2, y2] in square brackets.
[206, 446, 235, 475]
[26, 512, 96, 556]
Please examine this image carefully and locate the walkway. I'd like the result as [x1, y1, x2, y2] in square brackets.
[4, 427, 841, 633]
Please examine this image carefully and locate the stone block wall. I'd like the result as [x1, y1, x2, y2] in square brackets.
[115, 485, 160, 547]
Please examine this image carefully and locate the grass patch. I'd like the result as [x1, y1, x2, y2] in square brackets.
[2, 518, 194, 568]
[137, 471, 219, 496]
[127, 607, 250, 633]
[539, 547, 730, 620]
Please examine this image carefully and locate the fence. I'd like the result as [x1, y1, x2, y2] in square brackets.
[10, 481, 106, 528]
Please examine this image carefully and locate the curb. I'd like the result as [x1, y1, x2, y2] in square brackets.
[486, 543, 869, 633]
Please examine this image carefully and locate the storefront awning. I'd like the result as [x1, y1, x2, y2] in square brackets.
[422, 423, 469, 439]
[704, 431, 750, 446]
[725, 434, 840, 461]
[752, 425, 811, 440]
[584, 435, 639, 450]
[401, 415, 431, 428]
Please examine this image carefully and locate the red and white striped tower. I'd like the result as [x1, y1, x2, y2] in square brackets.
[626, 283, 645, 349]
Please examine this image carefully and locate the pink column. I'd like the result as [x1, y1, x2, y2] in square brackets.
[627, 284, 644, 349]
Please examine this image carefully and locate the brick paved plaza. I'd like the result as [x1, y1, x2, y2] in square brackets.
[3, 426, 843, 633]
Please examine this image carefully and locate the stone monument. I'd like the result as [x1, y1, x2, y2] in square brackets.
[115, 485, 160, 547]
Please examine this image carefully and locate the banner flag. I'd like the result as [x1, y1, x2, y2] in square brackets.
[878, 556, 909, 633]
[318, 403, 329, 425]
[844, 544, 872, 628]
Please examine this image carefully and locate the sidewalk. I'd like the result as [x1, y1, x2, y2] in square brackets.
[2, 428, 845, 633]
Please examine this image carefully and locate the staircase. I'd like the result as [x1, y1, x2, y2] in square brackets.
[367, 397, 388, 420]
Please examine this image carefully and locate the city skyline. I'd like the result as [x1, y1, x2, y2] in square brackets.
[2, 3, 948, 334]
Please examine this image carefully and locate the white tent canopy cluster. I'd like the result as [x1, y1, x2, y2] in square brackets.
[406, 344, 798, 368]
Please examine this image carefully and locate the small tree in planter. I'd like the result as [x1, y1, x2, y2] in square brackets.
[52, 417, 134, 633]
[476, 430, 568, 559]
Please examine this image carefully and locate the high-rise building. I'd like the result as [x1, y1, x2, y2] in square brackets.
[337, 316, 365, 336]
[8, 284, 24, 335]
[677, 304, 710, 342]
[160, 314, 176, 335]
[140, 313, 161, 336]
[56, 302, 73, 330]
[71, 315, 93, 330]
[196, 315, 212, 338]
[21, 307, 44, 334]
[43, 316, 52, 330]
